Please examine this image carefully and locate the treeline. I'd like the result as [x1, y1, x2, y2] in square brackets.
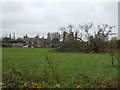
[2, 22, 119, 53]
[53, 23, 119, 53]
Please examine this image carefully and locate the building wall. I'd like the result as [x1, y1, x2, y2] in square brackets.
[12, 43, 23, 47]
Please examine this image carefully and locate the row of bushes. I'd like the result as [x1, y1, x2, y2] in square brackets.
[56, 39, 120, 53]
[2, 68, 118, 88]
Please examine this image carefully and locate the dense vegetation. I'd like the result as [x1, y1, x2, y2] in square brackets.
[55, 23, 118, 53]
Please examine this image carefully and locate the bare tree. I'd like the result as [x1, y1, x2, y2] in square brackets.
[96, 24, 115, 40]
[57, 23, 116, 53]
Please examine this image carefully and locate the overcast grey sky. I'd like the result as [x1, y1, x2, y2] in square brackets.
[1, 1, 118, 38]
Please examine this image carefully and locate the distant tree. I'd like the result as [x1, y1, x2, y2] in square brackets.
[58, 25, 83, 52]
[51, 38, 59, 44]
[75, 31, 78, 41]
[60, 27, 67, 42]
[26, 34, 28, 38]
[2, 37, 12, 43]
[97, 24, 114, 52]
[79, 22, 93, 38]
[23, 36, 26, 39]
[36, 35, 39, 38]
[67, 25, 74, 41]
[79, 23, 93, 52]
[42, 36, 44, 39]
[13, 33, 16, 40]
[118, 39, 120, 49]
[2, 37, 13, 47]
[9, 34, 11, 39]
[16, 38, 24, 43]
[88, 24, 115, 53]
[57, 23, 115, 53]
[87, 35, 95, 52]
[47, 32, 60, 41]
[108, 37, 118, 66]
[23, 34, 28, 38]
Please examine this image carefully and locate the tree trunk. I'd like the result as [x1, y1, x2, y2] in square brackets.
[112, 56, 114, 66]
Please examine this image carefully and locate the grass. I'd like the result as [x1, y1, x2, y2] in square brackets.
[2, 48, 118, 83]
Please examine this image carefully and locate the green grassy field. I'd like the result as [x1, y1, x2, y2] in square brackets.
[2, 48, 118, 82]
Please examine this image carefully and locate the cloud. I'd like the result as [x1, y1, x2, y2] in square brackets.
[2, 1, 118, 38]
